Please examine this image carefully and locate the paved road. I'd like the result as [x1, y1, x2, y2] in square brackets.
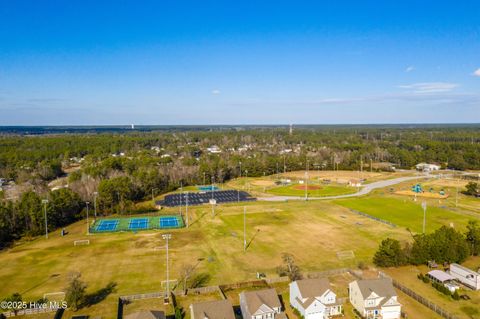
[258, 174, 432, 202]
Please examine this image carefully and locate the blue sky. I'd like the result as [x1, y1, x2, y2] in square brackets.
[0, 1, 479, 125]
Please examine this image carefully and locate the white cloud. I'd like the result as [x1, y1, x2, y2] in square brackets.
[405, 66, 415, 73]
[473, 68, 480, 77]
[397, 82, 459, 94]
[211, 89, 221, 95]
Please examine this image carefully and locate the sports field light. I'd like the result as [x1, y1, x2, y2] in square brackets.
[86, 201, 90, 235]
[162, 233, 172, 304]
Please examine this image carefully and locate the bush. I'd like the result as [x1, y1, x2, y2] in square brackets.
[432, 282, 452, 297]
[452, 290, 460, 300]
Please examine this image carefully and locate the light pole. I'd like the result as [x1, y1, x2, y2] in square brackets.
[162, 234, 172, 302]
[86, 201, 90, 235]
[422, 201, 427, 234]
[243, 206, 247, 252]
[42, 199, 49, 239]
[93, 191, 98, 220]
[185, 192, 189, 227]
[152, 188, 157, 205]
[203, 172, 206, 186]
[239, 161, 242, 178]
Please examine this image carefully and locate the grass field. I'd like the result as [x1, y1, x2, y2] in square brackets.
[1, 171, 479, 318]
[334, 196, 473, 233]
[267, 183, 357, 197]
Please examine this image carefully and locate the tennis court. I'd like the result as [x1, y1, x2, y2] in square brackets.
[159, 216, 179, 228]
[90, 215, 184, 233]
[95, 219, 119, 232]
[129, 218, 149, 230]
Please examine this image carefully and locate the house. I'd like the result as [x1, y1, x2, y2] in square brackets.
[427, 270, 460, 293]
[124, 310, 165, 319]
[349, 278, 401, 319]
[415, 163, 441, 172]
[449, 263, 480, 290]
[290, 278, 342, 319]
[207, 145, 222, 154]
[190, 299, 235, 319]
[239, 288, 286, 319]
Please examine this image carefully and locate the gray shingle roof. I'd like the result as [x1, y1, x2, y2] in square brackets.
[190, 299, 235, 319]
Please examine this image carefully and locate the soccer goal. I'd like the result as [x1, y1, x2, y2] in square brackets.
[336, 250, 355, 260]
[43, 291, 65, 300]
[74, 239, 90, 246]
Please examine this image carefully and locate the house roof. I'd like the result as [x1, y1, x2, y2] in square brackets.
[240, 288, 281, 314]
[355, 278, 397, 300]
[124, 310, 165, 319]
[190, 299, 235, 319]
[428, 270, 455, 282]
[295, 278, 331, 298]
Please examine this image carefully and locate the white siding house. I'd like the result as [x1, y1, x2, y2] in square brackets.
[415, 163, 441, 172]
[349, 279, 401, 319]
[449, 263, 480, 290]
[290, 278, 342, 319]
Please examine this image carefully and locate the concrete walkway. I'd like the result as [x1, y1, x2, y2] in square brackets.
[258, 174, 432, 202]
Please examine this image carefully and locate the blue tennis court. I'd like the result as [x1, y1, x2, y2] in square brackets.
[129, 218, 149, 230]
[96, 219, 119, 232]
[160, 216, 179, 228]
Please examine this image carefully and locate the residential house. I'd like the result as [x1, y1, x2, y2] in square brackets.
[290, 278, 342, 319]
[239, 288, 286, 319]
[349, 278, 401, 319]
[190, 299, 235, 319]
[124, 310, 165, 319]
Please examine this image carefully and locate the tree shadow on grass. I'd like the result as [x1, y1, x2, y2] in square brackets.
[82, 282, 117, 307]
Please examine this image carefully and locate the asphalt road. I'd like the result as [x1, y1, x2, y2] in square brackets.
[258, 174, 432, 202]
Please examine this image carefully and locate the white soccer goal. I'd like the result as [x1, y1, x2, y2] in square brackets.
[336, 250, 355, 260]
[74, 239, 90, 246]
[43, 291, 65, 300]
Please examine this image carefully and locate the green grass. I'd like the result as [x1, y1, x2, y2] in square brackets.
[267, 184, 357, 197]
[334, 196, 473, 233]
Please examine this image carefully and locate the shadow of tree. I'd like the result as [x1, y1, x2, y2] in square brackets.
[82, 282, 117, 307]
[190, 273, 211, 288]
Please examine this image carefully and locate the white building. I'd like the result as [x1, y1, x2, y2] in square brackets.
[207, 145, 222, 154]
[415, 163, 441, 172]
[290, 278, 342, 319]
[427, 270, 460, 293]
[449, 263, 480, 290]
[349, 278, 401, 319]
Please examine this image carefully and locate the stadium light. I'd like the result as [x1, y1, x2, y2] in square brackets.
[86, 201, 90, 235]
[243, 206, 247, 252]
[422, 201, 427, 234]
[93, 191, 98, 220]
[42, 199, 49, 239]
[162, 234, 172, 303]
[152, 188, 157, 205]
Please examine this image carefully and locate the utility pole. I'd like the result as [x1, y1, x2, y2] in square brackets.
[203, 172, 206, 186]
[86, 201, 90, 235]
[162, 234, 172, 303]
[455, 186, 459, 207]
[243, 206, 247, 252]
[422, 201, 427, 234]
[93, 191, 98, 220]
[239, 161, 242, 178]
[42, 199, 49, 239]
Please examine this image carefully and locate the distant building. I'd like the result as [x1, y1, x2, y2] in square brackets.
[290, 278, 342, 319]
[449, 263, 480, 290]
[207, 145, 222, 154]
[349, 278, 401, 319]
[239, 288, 286, 319]
[190, 299, 235, 319]
[348, 179, 362, 187]
[415, 163, 441, 172]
